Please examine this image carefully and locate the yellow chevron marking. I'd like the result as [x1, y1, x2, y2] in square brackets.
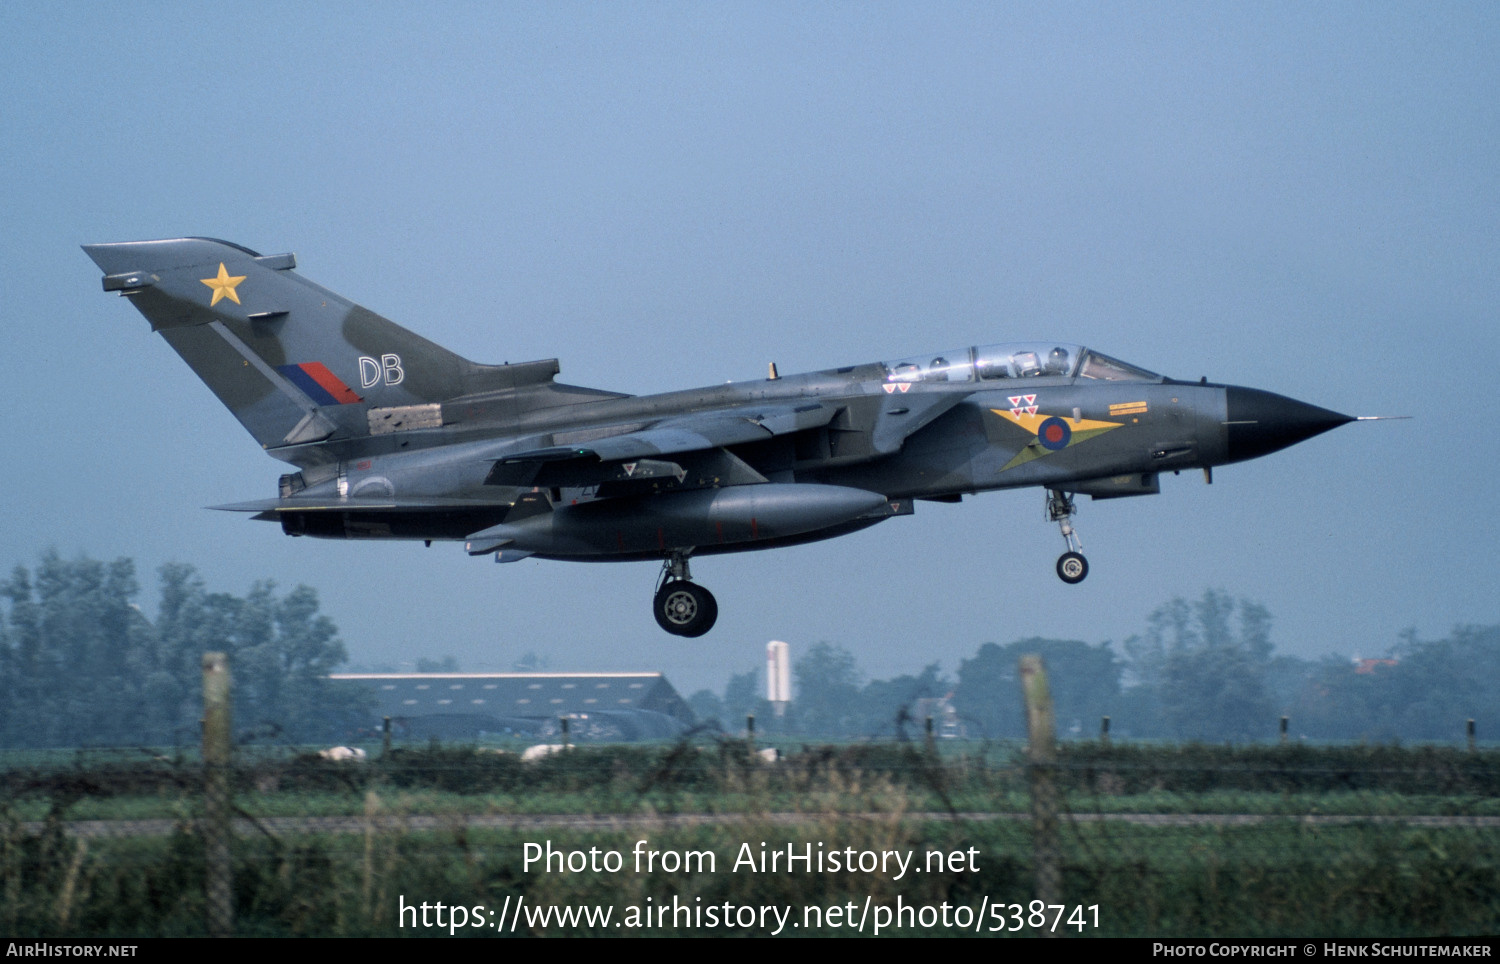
[990, 409, 1125, 472]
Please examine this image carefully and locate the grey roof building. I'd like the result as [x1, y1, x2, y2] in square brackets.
[329, 672, 695, 740]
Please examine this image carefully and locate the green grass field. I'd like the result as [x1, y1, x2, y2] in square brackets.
[5, 741, 1499, 937]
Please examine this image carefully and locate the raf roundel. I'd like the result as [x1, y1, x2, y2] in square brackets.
[1037, 416, 1072, 451]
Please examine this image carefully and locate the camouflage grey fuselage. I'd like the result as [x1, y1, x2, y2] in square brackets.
[86, 237, 1352, 634]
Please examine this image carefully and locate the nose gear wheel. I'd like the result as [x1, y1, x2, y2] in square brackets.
[1056, 551, 1088, 584]
[1047, 489, 1089, 584]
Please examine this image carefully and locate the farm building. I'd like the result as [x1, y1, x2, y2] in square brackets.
[328, 672, 695, 740]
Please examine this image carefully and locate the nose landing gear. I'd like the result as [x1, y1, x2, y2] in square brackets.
[653, 549, 718, 637]
[1047, 489, 1089, 584]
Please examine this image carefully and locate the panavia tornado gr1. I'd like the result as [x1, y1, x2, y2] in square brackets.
[85, 237, 1366, 637]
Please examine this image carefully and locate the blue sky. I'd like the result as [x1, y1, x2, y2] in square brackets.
[2, 2, 1496, 696]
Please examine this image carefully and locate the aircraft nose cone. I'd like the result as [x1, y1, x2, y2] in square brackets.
[1223, 386, 1353, 464]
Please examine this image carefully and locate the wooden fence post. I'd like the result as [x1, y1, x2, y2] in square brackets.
[202, 652, 232, 938]
[1019, 654, 1060, 931]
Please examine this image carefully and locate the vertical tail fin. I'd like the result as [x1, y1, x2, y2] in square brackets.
[83, 238, 493, 451]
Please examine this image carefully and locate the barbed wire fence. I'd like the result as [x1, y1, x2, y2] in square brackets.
[3, 653, 1498, 937]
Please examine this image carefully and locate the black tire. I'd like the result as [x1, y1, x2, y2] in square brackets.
[653, 581, 718, 637]
[1056, 551, 1088, 584]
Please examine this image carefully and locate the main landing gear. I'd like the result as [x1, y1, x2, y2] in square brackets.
[1047, 489, 1089, 584]
[653, 550, 718, 637]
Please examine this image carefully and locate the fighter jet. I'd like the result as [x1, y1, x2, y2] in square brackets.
[85, 237, 1362, 637]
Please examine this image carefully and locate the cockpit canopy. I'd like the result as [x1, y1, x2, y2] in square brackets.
[882, 343, 1160, 384]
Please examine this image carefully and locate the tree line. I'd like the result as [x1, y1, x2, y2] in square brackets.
[690, 590, 1500, 743]
[0, 551, 359, 747]
[4, 550, 1492, 747]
